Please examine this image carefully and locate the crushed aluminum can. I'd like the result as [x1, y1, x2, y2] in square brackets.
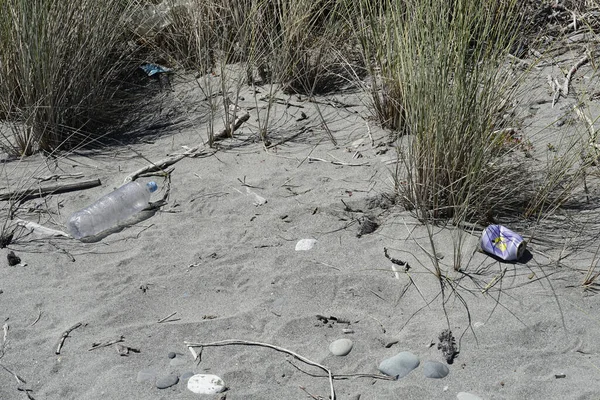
[480, 225, 525, 261]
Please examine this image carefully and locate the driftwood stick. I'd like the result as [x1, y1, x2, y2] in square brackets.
[55, 322, 82, 355]
[213, 112, 251, 141]
[157, 312, 178, 323]
[185, 339, 336, 400]
[0, 179, 101, 202]
[563, 55, 589, 96]
[124, 146, 206, 183]
[88, 336, 125, 351]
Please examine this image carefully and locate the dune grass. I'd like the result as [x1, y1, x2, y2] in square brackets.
[151, 0, 353, 145]
[0, 0, 594, 226]
[0, 0, 141, 156]
[355, 0, 592, 230]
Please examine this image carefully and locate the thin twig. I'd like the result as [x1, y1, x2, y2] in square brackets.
[213, 111, 251, 141]
[124, 146, 209, 183]
[28, 310, 42, 327]
[287, 359, 396, 381]
[563, 55, 589, 97]
[34, 173, 84, 182]
[185, 339, 336, 400]
[308, 157, 368, 167]
[88, 336, 125, 351]
[297, 138, 323, 168]
[299, 385, 322, 400]
[157, 312, 178, 323]
[56, 322, 82, 355]
[0, 362, 26, 384]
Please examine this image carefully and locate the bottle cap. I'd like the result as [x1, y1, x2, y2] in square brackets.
[147, 181, 158, 193]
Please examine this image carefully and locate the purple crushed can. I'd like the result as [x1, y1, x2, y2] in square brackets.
[480, 225, 525, 261]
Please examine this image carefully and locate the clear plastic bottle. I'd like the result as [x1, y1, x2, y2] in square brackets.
[67, 181, 158, 239]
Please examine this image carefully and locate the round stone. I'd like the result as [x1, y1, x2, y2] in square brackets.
[180, 371, 195, 381]
[423, 361, 449, 378]
[457, 393, 483, 400]
[156, 374, 179, 389]
[329, 338, 353, 356]
[187, 374, 226, 394]
[168, 352, 176, 359]
[136, 368, 157, 383]
[378, 351, 420, 379]
[295, 239, 317, 251]
[170, 356, 187, 367]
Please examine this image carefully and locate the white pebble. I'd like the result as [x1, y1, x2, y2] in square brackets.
[187, 374, 226, 394]
[329, 338, 353, 356]
[295, 239, 317, 251]
[457, 392, 483, 400]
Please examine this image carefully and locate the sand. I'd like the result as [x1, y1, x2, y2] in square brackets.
[1, 48, 600, 400]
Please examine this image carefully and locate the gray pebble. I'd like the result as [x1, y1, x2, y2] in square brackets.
[378, 351, 420, 379]
[168, 352, 176, 359]
[156, 374, 179, 389]
[180, 371, 195, 381]
[170, 356, 187, 367]
[329, 338, 353, 356]
[423, 361, 449, 378]
[136, 368, 157, 383]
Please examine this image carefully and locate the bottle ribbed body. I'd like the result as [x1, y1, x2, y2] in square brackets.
[67, 181, 157, 239]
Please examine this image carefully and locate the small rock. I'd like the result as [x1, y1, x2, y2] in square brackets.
[180, 371, 195, 381]
[7, 251, 21, 266]
[457, 392, 483, 400]
[170, 356, 187, 367]
[295, 239, 317, 251]
[156, 374, 179, 389]
[329, 338, 353, 356]
[423, 361, 449, 378]
[187, 374, 226, 394]
[378, 351, 420, 379]
[357, 217, 379, 237]
[168, 352, 176, 359]
[136, 368, 157, 383]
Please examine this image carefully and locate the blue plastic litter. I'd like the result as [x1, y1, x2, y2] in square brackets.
[140, 63, 172, 77]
